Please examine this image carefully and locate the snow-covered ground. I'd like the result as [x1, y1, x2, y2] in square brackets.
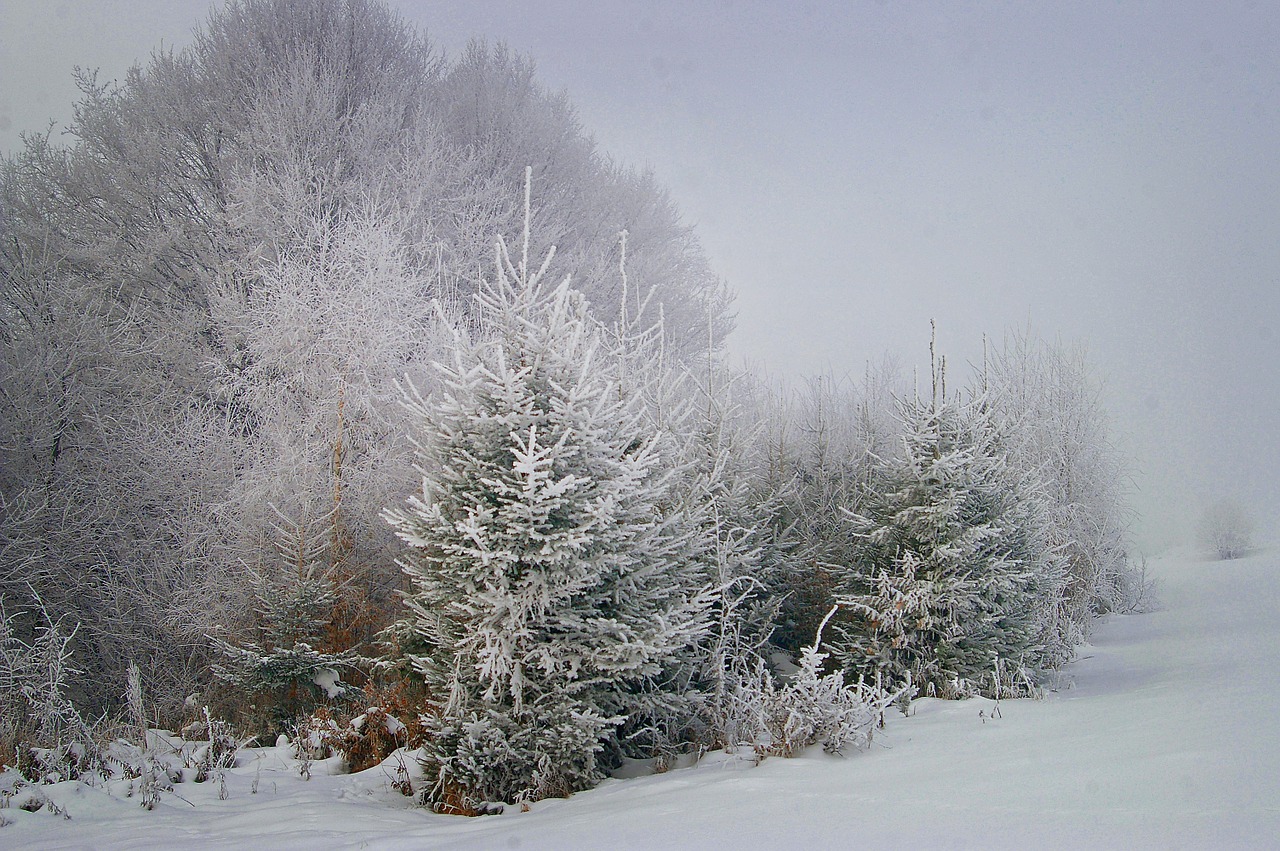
[6, 547, 1278, 849]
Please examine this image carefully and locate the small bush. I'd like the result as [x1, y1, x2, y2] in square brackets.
[710, 607, 895, 760]
[1200, 499, 1256, 560]
[761, 608, 897, 757]
[1, 601, 102, 780]
[295, 679, 426, 774]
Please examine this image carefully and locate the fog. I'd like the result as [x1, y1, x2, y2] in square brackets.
[3, 0, 1277, 551]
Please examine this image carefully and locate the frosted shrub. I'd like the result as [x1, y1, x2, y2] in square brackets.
[714, 608, 891, 759]
[428, 703, 606, 813]
[0, 608, 33, 764]
[293, 699, 418, 774]
[177, 707, 243, 802]
[1200, 499, 1256, 560]
[0, 602, 100, 780]
[767, 606, 893, 757]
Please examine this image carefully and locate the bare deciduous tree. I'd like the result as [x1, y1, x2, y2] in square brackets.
[1, 0, 733, 722]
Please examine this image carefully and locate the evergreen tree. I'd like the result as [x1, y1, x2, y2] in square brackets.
[387, 203, 711, 809]
[210, 509, 368, 735]
[834, 354, 1066, 698]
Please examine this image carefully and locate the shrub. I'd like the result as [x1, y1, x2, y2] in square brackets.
[1200, 499, 1256, 560]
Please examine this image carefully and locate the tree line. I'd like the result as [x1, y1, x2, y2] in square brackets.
[0, 0, 1140, 813]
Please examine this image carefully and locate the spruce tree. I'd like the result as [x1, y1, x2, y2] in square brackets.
[210, 509, 368, 734]
[387, 201, 710, 809]
[834, 354, 1066, 698]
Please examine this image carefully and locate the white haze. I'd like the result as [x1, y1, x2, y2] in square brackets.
[3, 0, 1277, 551]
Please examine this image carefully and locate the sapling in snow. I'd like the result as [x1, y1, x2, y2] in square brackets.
[210, 510, 369, 735]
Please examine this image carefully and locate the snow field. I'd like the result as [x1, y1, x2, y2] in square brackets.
[5, 547, 1277, 849]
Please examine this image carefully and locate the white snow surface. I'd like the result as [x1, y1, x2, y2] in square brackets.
[311, 668, 345, 700]
[6, 548, 1278, 849]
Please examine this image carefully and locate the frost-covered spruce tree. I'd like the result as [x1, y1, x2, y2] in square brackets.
[834, 350, 1066, 698]
[387, 200, 711, 810]
[210, 510, 368, 734]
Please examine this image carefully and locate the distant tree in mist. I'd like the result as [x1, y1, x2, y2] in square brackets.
[984, 332, 1139, 628]
[1200, 499, 1256, 560]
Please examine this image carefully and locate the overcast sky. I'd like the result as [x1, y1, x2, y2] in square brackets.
[3, 0, 1278, 551]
